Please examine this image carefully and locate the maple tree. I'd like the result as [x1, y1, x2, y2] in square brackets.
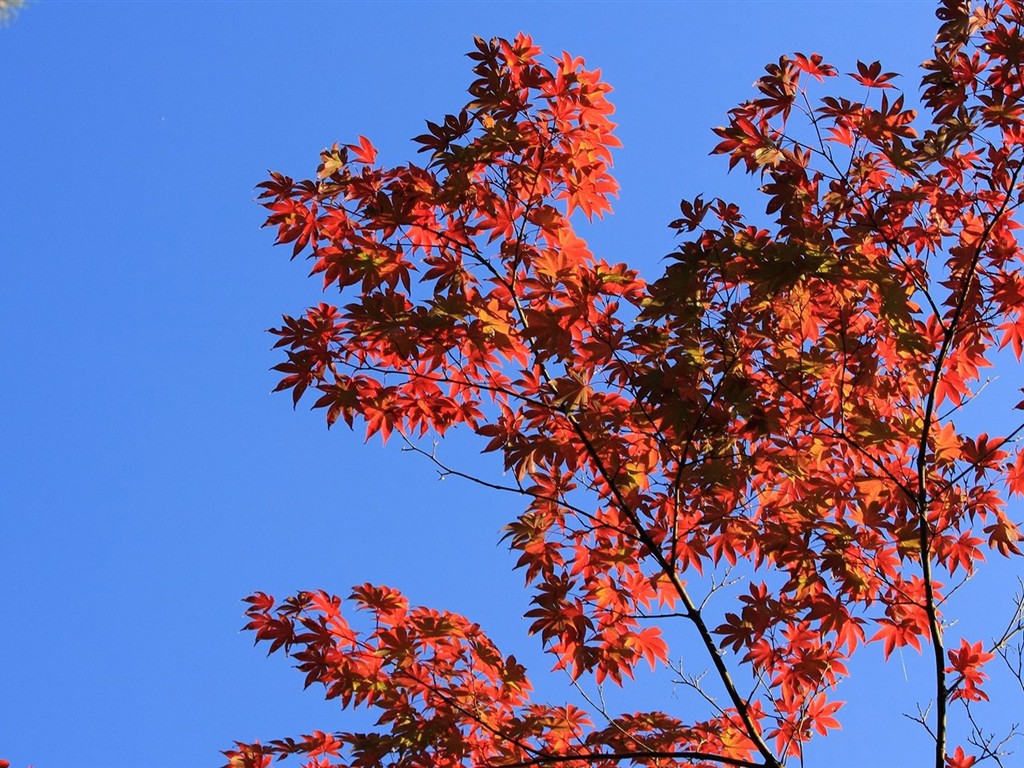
[229, 2, 1024, 767]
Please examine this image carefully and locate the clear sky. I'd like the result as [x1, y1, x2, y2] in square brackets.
[6, 2, 1016, 767]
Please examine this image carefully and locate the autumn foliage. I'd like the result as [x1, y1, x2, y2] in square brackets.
[229, 2, 1024, 767]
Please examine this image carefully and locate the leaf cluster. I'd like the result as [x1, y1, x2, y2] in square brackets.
[236, 8, 1024, 767]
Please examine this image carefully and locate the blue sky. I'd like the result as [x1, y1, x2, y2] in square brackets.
[5, 2, 1019, 767]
